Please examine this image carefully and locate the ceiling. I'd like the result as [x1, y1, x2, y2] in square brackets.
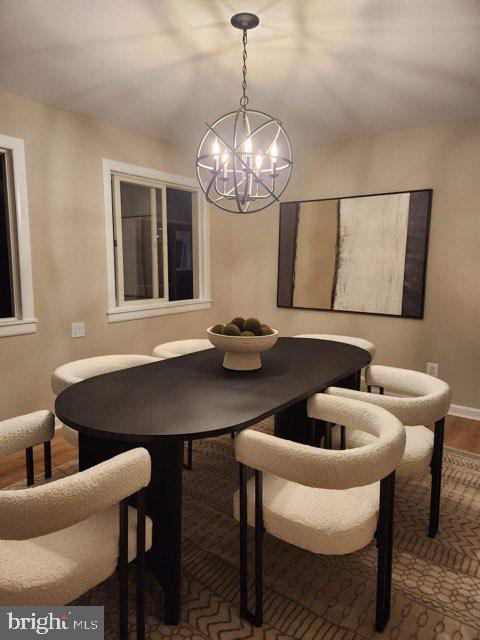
[1, 0, 479, 152]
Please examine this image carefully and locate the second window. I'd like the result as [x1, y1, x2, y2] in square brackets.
[112, 174, 198, 306]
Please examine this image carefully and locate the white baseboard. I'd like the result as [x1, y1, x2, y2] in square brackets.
[448, 404, 480, 421]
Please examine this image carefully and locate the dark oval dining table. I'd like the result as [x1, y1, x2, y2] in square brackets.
[55, 337, 371, 625]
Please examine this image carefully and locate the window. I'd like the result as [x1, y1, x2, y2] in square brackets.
[0, 135, 36, 337]
[0, 152, 15, 319]
[104, 160, 210, 322]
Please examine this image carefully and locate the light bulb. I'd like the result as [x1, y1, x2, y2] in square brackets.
[243, 137, 253, 153]
[270, 143, 278, 159]
[212, 138, 220, 155]
[222, 151, 229, 179]
[255, 154, 263, 170]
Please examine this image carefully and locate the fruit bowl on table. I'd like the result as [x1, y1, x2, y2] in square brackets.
[207, 317, 278, 371]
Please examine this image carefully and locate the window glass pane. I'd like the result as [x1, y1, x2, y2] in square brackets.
[0, 153, 14, 318]
[166, 188, 194, 301]
[155, 188, 164, 298]
[120, 182, 153, 301]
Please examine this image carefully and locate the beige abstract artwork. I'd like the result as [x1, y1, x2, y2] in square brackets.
[277, 190, 431, 318]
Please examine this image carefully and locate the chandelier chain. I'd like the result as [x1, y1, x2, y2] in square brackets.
[240, 29, 249, 109]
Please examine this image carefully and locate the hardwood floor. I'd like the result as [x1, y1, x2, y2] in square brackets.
[0, 416, 479, 489]
[441, 415, 480, 452]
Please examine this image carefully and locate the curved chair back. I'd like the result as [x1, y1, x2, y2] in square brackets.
[152, 339, 213, 359]
[235, 394, 405, 490]
[51, 354, 159, 395]
[0, 448, 151, 540]
[294, 334, 376, 358]
[327, 364, 451, 425]
[0, 411, 54, 459]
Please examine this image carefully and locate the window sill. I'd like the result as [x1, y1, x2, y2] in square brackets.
[0, 318, 38, 337]
[107, 299, 212, 323]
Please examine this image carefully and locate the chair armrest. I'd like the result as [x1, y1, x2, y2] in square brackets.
[235, 413, 405, 491]
[0, 411, 55, 458]
[0, 448, 151, 540]
[235, 428, 313, 482]
[324, 384, 450, 426]
[323, 386, 415, 421]
[51, 371, 82, 395]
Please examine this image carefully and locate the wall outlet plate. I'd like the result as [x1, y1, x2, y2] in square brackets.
[71, 322, 85, 338]
[426, 362, 438, 377]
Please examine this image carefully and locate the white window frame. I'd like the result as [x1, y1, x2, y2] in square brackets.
[103, 159, 211, 323]
[0, 134, 36, 337]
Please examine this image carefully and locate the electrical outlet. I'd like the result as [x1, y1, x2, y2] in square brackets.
[426, 362, 438, 377]
[71, 322, 85, 338]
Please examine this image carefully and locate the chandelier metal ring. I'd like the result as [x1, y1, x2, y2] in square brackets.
[195, 13, 293, 214]
[196, 108, 293, 214]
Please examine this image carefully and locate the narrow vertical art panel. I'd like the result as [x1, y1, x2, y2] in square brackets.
[277, 190, 431, 318]
[277, 202, 298, 307]
[401, 191, 431, 318]
[293, 200, 339, 309]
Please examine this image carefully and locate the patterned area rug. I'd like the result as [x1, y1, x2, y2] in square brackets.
[12, 418, 480, 639]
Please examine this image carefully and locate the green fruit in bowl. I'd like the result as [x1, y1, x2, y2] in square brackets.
[211, 324, 225, 334]
[231, 317, 245, 330]
[223, 323, 242, 336]
[244, 317, 262, 335]
[241, 330, 255, 337]
[260, 325, 274, 336]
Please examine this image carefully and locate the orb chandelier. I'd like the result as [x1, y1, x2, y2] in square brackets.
[196, 13, 293, 214]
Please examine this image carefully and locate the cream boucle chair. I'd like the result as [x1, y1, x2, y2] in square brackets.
[152, 339, 214, 470]
[0, 415, 152, 639]
[233, 394, 405, 632]
[52, 355, 159, 447]
[324, 364, 451, 538]
[1, 410, 55, 486]
[152, 339, 213, 359]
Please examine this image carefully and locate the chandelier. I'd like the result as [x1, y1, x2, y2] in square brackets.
[196, 13, 293, 214]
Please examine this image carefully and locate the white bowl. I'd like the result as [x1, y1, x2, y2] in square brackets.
[207, 327, 279, 371]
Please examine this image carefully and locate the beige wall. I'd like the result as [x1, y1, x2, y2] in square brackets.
[0, 89, 233, 419]
[1, 88, 478, 418]
[225, 119, 480, 408]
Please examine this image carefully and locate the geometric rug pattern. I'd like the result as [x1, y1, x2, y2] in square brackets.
[13, 417, 480, 639]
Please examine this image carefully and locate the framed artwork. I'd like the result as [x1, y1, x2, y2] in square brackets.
[277, 189, 432, 318]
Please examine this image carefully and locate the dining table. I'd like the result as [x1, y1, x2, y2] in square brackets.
[55, 336, 371, 625]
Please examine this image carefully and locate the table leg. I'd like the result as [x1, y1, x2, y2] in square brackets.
[274, 372, 359, 445]
[147, 439, 183, 626]
[78, 433, 184, 626]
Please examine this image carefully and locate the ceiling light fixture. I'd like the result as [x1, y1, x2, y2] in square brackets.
[196, 12, 293, 214]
